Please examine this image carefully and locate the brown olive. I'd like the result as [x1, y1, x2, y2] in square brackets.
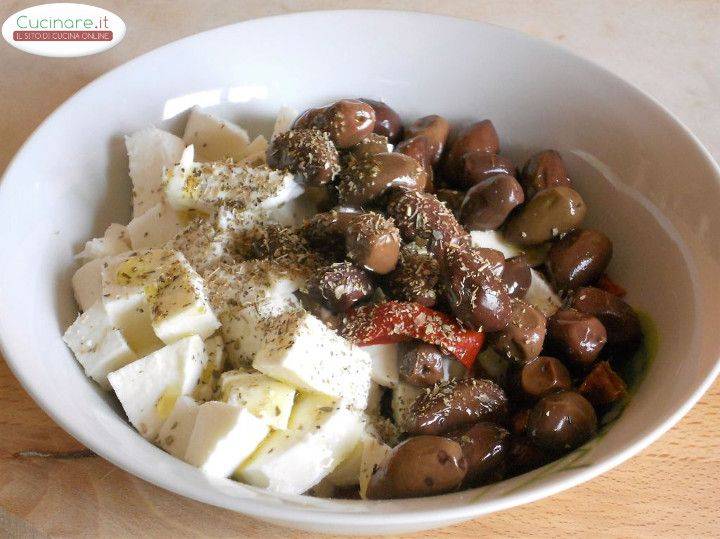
[407, 378, 508, 435]
[546, 307, 607, 367]
[295, 99, 376, 148]
[345, 212, 401, 274]
[442, 244, 513, 331]
[504, 186, 587, 246]
[454, 152, 516, 190]
[579, 360, 627, 406]
[546, 229, 613, 291]
[399, 342, 450, 387]
[510, 409, 531, 435]
[450, 422, 509, 486]
[520, 150, 571, 200]
[444, 120, 500, 177]
[346, 133, 390, 159]
[459, 173, 525, 231]
[501, 254, 532, 298]
[518, 356, 572, 399]
[395, 135, 434, 175]
[526, 391, 597, 455]
[266, 128, 341, 186]
[386, 189, 468, 256]
[404, 115, 451, 165]
[385, 243, 439, 307]
[507, 436, 547, 475]
[358, 98, 403, 143]
[338, 152, 427, 207]
[307, 262, 374, 312]
[435, 188, 465, 217]
[490, 299, 546, 363]
[366, 435, 467, 499]
[570, 287, 642, 355]
[300, 208, 360, 255]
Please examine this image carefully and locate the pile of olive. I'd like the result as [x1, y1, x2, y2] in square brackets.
[265, 98, 645, 500]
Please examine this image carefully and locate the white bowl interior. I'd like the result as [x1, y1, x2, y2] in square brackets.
[1, 11, 720, 535]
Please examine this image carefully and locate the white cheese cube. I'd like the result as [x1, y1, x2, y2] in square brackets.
[193, 334, 225, 402]
[391, 381, 422, 431]
[236, 135, 268, 166]
[182, 106, 250, 162]
[252, 311, 372, 409]
[163, 161, 301, 214]
[156, 395, 199, 458]
[359, 435, 392, 499]
[72, 256, 110, 312]
[184, 401, 269, 478]
[470, 230, 522, 258]
[147, 251, 220, 343]
[236, 393, 364, 494]
[107, 335, 207, 440]
[271, 105, 297, 141]
[126, 201, 184, 250]
[364, 344, 399, 388]
[527, 268, 562, 317]
[326, 437, 364, 487]
[76, 223, 130, 263]
[63, 300, 137, 389]
[126, 128, 185, 217]
[219, 370, 296, 430]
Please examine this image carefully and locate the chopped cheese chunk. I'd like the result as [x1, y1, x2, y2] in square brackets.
[219, 369, 296, 430]
[156, 395, 199, 458]
[182, 106, 251, 162]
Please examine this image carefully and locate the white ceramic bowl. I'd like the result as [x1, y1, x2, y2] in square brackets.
[1, 10, 719, 535]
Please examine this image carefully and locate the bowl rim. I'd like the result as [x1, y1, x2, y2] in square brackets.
[2, 8, 720, 529]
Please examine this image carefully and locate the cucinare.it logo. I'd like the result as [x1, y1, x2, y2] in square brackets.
[2, 3, 125, 57]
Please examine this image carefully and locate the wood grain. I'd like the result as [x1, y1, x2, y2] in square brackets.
[1, 0, 719, 536]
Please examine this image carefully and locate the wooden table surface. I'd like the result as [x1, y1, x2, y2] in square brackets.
[1, 1, 719, 537]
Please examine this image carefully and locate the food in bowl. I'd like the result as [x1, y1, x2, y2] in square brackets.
[63, 98, 646, 500]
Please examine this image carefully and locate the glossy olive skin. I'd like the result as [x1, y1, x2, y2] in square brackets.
[407, 378, 509, 435]
[395, 135, 434, 175]
[366, 436, 467, 499]
[359, 98, 403, 143]
[518, 356, 572, 399]
[579, 360, 627, 406]
[526, 391, 598, 455]
[546, 229, 613, 291]
[347, 133, 390, 159]
[507, 436, 547, 475]
[444, 120, 500, 176]
[338, 152, 428, 207]
[547, 307, 607, 367]
[442, 244, 513, 332]
[399, 342, 449, 387]
[520, 149, 571, 200]
[490, 299, 546, 363]
[307, 262, 374, 312]
[295, 99, 376, 148]
[570, 287, 642, 355]
[501, 254, 532, 298]
[435, 188, 464, 217]
[345, 212, 401, 274]
[404, 115, 451, 164]
[504, 186, 587, 246]
[266, 128, 341, 186]
[450, 422, 510, 486]
[455, 152, 516, 190]
[460, 173, 525, 231]
[300, 208, 361, 256]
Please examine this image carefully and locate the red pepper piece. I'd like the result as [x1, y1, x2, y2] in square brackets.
[597, 274, 627, 298]
[341, 301, 484, 370]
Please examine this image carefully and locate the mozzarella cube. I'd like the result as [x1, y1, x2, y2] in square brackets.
[156, 395, 199, 458]
[391, 381, 422, 431]
[236, 135, 268, 166]
[126, 201, 185, 250]
[236, 393, 364, 494]
[126, 128, 185, 217]
[63, 300, 137, 389]
[72, 256, 110, 312]
[359, 435, 392, 499]
[76, 223, 130, 263]
[364, 344, 399, 388]
[526, 268, 562, 317]
[271, 105, 297, 140]
[184, 401, 269, 478]
[470, 230, 522, 259]
[219, 370, 296, 430]
[147, 251, 220, 343]
[163, 161, 301, 214]
[252, 311, 372, 409]
[193, 334, 225, 402]
[182, 106, 250, 162]
[326, 437, 364, 487]
[107, 335, 207, 440]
